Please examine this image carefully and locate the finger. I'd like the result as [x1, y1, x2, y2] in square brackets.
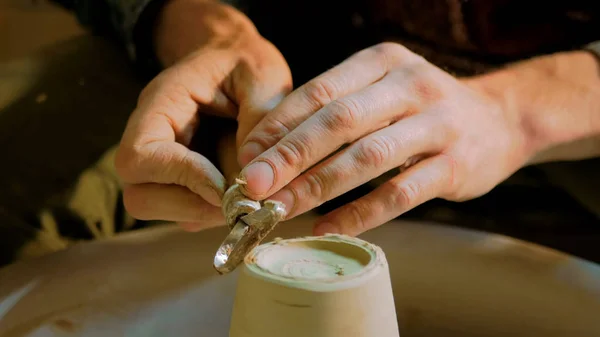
[314, 154, 455, 236]
[123, 183, 224, 229]
[116, 57, 240, 205]
[268, 112, 450, 218]
[238, 43, 416, 166]
[232, 39, 293, 150]
[134, 54, 240, 144]
[117, 135, 226, 206]
[238, 64, 433, 199]
[236, 91, 288, 153]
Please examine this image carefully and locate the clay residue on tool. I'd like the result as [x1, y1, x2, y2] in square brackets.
[221, 184, 260, 229]
[215, 184, 287, 274]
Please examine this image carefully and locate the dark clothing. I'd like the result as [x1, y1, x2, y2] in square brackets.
[244, 1, 600, 84]
[50, 0, 600, 79]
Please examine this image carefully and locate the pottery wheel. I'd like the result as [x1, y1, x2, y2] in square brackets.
[1, 214, 599, 337]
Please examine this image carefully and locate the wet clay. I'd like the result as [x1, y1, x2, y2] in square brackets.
[254, 241, 368, 279]
[215, 184, 287, 274]
[221, 184, 261, 230]
[245, 234, 385, 290]
[229, 235, 400, 337]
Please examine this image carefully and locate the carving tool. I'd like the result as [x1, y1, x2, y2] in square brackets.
[213, 184, 286, 274]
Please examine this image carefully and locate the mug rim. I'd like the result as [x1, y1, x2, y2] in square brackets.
[242, 234, 388, 292]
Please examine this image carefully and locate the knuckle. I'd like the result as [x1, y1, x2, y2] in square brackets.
[371, 42, 429, 75]
[175, 151, 193, 187]
[302, 77, 339, 108]
[122, 186, 150, 220]
[160, 83, 194, 115]
[388, 180, 421, 208]
[346, 201, 369, 233]
[303, 171, 329, 204]
[142, 68, 196, 113]
[188, 51, 227, 81]
[142, 142, 172, 182]
[354, 136, 396, 168]
[137, 69, 173, 107]
[329, 164, 347, 183]
[369, 42, 410, 69]
[257, 117, 292, 142]
[372, 42, 407, 56]
[407, 71, 445, 105]
[275, 136, 311, 170]
[114, 145, 143, 183]
[126, 142, 182, 185]
[324, 98, 361, 132]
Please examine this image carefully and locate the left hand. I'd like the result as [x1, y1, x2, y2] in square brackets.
[115, 0, 291, 232]
[235, 42, 534, 236]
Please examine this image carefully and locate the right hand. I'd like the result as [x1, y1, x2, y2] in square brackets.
[115, 0, 292, 231]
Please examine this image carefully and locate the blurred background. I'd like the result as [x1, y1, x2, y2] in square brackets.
[0, 0, 144, 265]
[0, 0, 83, 61]
[1, 0, 599, 267]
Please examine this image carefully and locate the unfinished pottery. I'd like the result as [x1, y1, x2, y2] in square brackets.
[1, 214, 599, 337]
[229, 234, 400, 337]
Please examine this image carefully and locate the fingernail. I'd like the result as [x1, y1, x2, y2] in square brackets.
[239, 141, 265, 167]
[314, 222, 340, 236]
[239, 161, 274, 196]
[270, 188, 296, 218]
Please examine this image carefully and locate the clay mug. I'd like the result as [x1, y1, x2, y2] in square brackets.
[229, 234, 400, 337]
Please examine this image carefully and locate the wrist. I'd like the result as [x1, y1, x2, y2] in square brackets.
[467, 51, 600, 164]
[154, 0, 259, 67]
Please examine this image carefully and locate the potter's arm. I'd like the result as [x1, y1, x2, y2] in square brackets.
[50, 0, 248, 77]
[50, 0, 164, 74]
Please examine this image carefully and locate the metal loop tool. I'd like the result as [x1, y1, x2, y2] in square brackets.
[213, 184, 287, 274]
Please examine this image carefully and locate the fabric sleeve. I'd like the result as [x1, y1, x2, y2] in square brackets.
[50, 0, 250, 77]
[585, 41, 600, 60]
[50, 0, 151, 56]
[50, 0, 167, 77]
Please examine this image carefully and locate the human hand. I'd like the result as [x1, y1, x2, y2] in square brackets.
[236, 42, 533, 236]
[115, 0, 291, 231]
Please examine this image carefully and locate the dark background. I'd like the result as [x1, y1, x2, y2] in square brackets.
[1, 0, 599, 265]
